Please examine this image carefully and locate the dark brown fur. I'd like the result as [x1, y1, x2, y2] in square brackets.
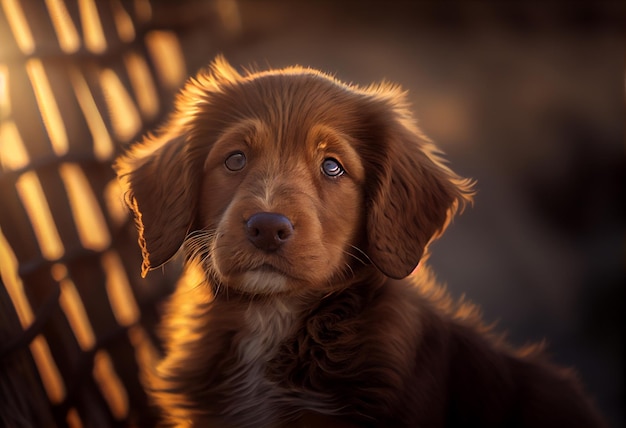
[115, 57, 605, 427]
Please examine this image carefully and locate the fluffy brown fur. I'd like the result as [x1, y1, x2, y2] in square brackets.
[115, 57, 605, 427]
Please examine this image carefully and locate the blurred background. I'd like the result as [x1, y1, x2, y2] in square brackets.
[1, 0, 623, 427]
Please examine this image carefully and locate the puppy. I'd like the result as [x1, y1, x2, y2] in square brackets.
[115, 57, 605, 427]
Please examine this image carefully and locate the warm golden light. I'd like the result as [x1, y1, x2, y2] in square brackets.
[0, 228, 34, 327]
[127, 324, 159, 378]
[55, 263, 97, 351]
[99, 68, 141, 141]
[1, 0, 35, 54]
[145, 30, 187, 90]
[102, 250, 139, 326]
[78, 0, 107, 53]
[30, 335, 66, 403]
[111, 0, 135, 43]
[0, 120, 30, 170]
[68, 65, 115, 161]
[59, 163, 111, 251]
[25, 59, 69, 157]
[215, 0, 242, 36]
[164, 264, 213, 341]
[16, 171, 65, 260]
[0, 231, 65, 403]
[124, 52, 159, 119]
[66, 408, 83, 428]
[0, 64, 9, 116]
[103, 179, 128, 227]
[92, 350, 129, 420]
[45, 0, 81, 53]
[133, 0, 152, 23]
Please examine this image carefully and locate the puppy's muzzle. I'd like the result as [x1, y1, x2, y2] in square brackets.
[246, 212, 294, 252]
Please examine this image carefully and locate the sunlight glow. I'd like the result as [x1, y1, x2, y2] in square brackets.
[16, 171, 65, 260]
[0, 229, 34, 328]
[103, 179, 128, 227]
[54, 263, 97, 350]
[68, 65, 114, 161]
[124, 52, 159, 119]
[79, 0, 107, 53]
[0, 65, 9, 116]
[215, 0, 242, 36]
[0, 120, 30, 170]
[111, 0, 135, 42]
[30, 335, 66, 403]
[99, 68, 141, 141]
[59, 163, 111, 251]
[145, 30, 187, 90]
[93, 350, 129, 420]
[66, 408, 83, 428]
[1, 0, 35, 54]
[102, 250, 139, 326]
[0, 231, 65, 403]
[128, 324, 159, 378]
[26, 59, 69, 157]
[133, 0, 152, 22]
[45, 0, 81, 53]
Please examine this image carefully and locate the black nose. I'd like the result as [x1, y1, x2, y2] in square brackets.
[246, 212, 294, 251]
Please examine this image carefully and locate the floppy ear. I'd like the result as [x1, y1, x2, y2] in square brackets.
[115, 55, 242, 277]
[115, 134, 203, 277]
[365, 105, 474, 279]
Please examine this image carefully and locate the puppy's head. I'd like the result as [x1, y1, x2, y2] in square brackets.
[115, 56, 473, 296]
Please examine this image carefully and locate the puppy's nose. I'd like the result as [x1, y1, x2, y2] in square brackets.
[246, 212, 294, 251]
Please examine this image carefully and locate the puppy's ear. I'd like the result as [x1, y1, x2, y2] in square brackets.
[115, 134, 202, 277]
[365, 99, 474, 279]
[115, 55, 242, 277]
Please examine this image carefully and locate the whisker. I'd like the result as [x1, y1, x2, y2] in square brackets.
[343, 250, 367, 267]
[348, 245, 372, 264]
[183, 229, 216, 262]
[179, 228, 228, 298]
[341, 262, 355, 281]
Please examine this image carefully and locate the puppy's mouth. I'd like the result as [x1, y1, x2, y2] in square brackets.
[252, 263, 286, 275]
[220, 261, 296, 295]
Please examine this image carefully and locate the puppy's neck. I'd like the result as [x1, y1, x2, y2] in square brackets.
[236, 295, 302, 366]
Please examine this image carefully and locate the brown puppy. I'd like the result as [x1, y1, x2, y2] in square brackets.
[116, 57, 604, 427]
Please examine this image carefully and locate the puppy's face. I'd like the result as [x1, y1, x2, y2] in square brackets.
[199, 119, 365, 294]
[116, 57, 473, 297]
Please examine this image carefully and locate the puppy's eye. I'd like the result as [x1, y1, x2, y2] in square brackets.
[225, 151, 246, 171]
[322, 158, 344, 177]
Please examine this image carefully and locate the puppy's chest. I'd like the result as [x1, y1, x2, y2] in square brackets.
[239, 302, 297, 367]
[211, 301, 362, 426]
[211, 303, 313, 423]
